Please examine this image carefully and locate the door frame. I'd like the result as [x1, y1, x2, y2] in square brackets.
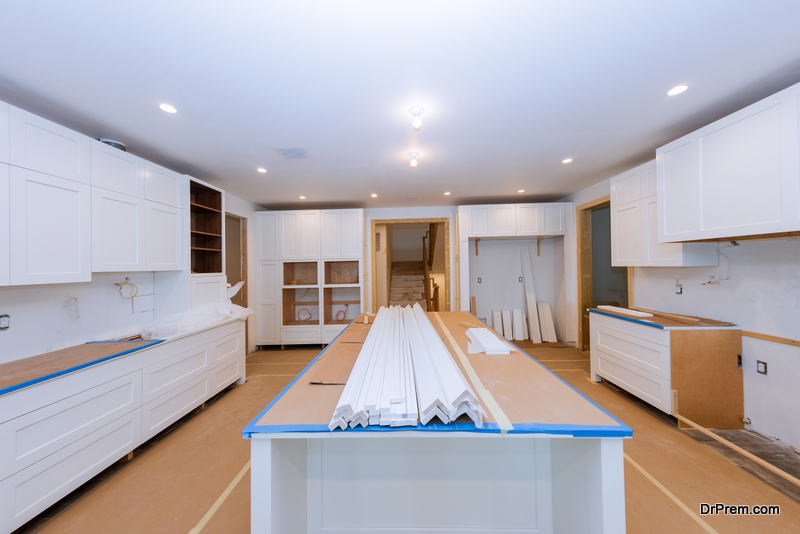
[225, 213, 248, 347]
[370, 218, 450, 313]
[576, 196, 608, 352]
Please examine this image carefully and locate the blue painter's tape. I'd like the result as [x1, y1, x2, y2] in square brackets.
[242, 320, 354, 439]
[0, 340, 164, 397]
[589, 309, 664, 329]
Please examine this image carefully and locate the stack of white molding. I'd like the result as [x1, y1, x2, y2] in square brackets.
[466, 328, 510, 355]
[329, 304, 485, 430]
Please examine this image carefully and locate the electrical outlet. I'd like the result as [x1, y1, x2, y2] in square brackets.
[757, 360, 768, 375]
[477, 278, 481, 283]
[519, 277, 523, 282]
[0, 314, 9, 330]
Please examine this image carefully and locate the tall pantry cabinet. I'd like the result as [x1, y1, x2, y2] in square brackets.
[256, 209, 365, 346]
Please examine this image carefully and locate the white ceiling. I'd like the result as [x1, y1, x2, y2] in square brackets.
[2, 1, 800, 209]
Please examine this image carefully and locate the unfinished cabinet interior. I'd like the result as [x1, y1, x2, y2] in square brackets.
[190, 179, 224, 274]
[589, 310, 743, 428]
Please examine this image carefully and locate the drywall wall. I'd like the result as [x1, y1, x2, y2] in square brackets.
[392, 226, 426, 261]
[365, 206, 457, 312]
[0, 272, 156, 364]
[634, 237, 800, 448]
[468, 238, 557, 335]
[592, 207, 628, 307]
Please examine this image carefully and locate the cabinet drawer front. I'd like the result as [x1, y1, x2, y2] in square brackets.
[214, 331, 244, 366]
[591, 312, 670, 347]
[0, 410, 141, 534]
[595, 352, 672, 413]
[212, 360, 241, 395]
[140, 329, 213, 367]
[0, 354, 142, 423]
[0, 371, 140, 480]
[212, 320, 244, 341]
[141, 374, 210, 441]
[593, 326, 671, 379]
[142, 346, 210, 404]
[282, 327, 321, 344]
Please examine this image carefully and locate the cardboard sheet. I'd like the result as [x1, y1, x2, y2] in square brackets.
[590, 308, 735, 329]
[307, 342, 362, 385]
[337, 322, 371, 343]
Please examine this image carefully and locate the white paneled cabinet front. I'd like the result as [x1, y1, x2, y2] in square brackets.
[340, 209, 363, 258]
[144, 162, 183, 208]
[92, 188, 146, 272]
[257, 261, 280, 344]
[491, 204, 516, 236]
[9, 106, 91, 184]
[256, 212, 279, 261]
[0, 102, 9, 164]
[299, 210, 321, 259]
[90, 140, 145, 197]
[540, 204, 565, 235]
[0, 164, 9, 286]
[280, 211, 300, 259]
[321, 209, 363, 258]
[321, 210, 342, 258]
[468, 206, 491, 237]
[611, 202, 642, 266]
[516, 204, 540, 235]
[657, 80, 800, 242]
[9, 167, 91, 285]
[145, 201, 182, 271]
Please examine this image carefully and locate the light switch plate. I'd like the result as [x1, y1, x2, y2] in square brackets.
[757, 360, 768, 375]
[0, 314, 8, 330]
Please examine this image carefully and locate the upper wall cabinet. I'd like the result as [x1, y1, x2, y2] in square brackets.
[9, 106, 90, 184]
[256, 212, 279, 261]
[92, 188, 146, 272]
[322, 209, 363, 259]
[0, 164, 10, 285]
[145, 162, 183, 208]
[0, 102, 9, 164]
[657, 81, 800, 242]
[8, 167, 91, 285]
[611, 160, 718, 267]
[146, 201, 182, 271]
[460, 203, 566, 239]
[281, 211, 321, 260]
[90, 139, 145, 197]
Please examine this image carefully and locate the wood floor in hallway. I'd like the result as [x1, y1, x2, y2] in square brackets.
[15, 344, 800, 533]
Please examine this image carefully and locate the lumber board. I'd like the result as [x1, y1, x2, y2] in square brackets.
[520, 247, 542, 343]
[501, 309, 512, 339]
[537, 302, 557, 342]
[492, 310, 503, 335]
[741, 331, 799, 348]
[308, 342, 362, 385]
[512, 309, 525, 341]
[633, 308, 700, 324]
[521, 312, 529, 340]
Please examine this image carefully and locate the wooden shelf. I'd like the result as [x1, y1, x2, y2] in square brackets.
[191, 230, 222, 237]
[190, 202, 221, 213]
[324, 320, 351, 325]
[284, 320, 319, 326]
[191, 247, 222, 252]
[329, 300, 360, 305]
[190, 180, 223, 274]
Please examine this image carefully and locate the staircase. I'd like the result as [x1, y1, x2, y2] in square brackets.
[389, 261, 428, 310]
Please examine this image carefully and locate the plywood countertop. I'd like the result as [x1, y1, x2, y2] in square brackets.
[0, 340, 163, 396]
[589, 308, 738, 330]
[244, 312, 632, 438]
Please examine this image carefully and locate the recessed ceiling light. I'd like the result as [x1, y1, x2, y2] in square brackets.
[562, 158, 573, 164]
[444, 192, 451, 196]
[257, 168, 267, 173]
[299, 196, 306, 200]
[667, 85, 689, 96]
[158, 103, 177, 114]
[371, 193, 378, 198]
[518, 189, 525, 193]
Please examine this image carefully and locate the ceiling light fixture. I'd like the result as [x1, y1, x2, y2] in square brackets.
[299, 196, 306, 199]
[257, 168, 267, 173]
[158, 103, 177, 113]
[668, 85, 689, 96]
[408, 152, 419, 168]
[371, 193, 378, 198]
[409, 106, 424, 131]
[518, 189, 525, 193]
[562, 158, 573, 164]
[444, 192, 451, 196]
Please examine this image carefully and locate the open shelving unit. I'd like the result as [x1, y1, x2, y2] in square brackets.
[323, 287, 361, 325]
[282, 287, 320, 326]
[324, 260, 359, 285]
[190, 181, 223, 274]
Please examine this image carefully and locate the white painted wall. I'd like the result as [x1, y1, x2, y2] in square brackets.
[0, 272, 156, 364]
[365, 206, 457, 312]
[633, 238, 800, 448]
[392, 227, 426, 261]
[468, 239, 557, 333]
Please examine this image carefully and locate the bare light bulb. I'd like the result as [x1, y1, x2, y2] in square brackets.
[408, 152, 419, 168]
[412, 115, 422, 130]
[159, 103, 177, 113]
[410, 158, 418, 168]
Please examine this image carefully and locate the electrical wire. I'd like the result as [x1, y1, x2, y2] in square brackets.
[335, 304, 350, 322]
[291, 288, 313, 322]
[114, 278, 138, 300]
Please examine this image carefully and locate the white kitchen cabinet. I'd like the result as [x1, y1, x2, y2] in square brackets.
[0, 102, 9, 164]
[321, 210, 342, 259]
[611, 161, 717, 267]
[144, 162, 183, 208]
[92, 188, 146, 272]
[299, 210, 321, 259]
[321, 209, 363, 259]
[280, 211, 300, 259]
[0, 164, 9, 285]
[341, 209, 363, 258]
[257, 261, 280, 345]
[90, 139, 146, 197]
[540, 203, 565, 235]
[657, 80, 800, 242]
[467, 206, 491, 237]
[256, 212, 279, 261]
[146, 201, 182, 271]
[9, 106, 91, 184]
[491, 204, 517, 236]
[189, 274, 226, 309]
[9, 167, 91, 285]
[516, 204, 540, 235]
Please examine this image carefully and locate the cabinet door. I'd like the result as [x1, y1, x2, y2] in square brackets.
[9, 167, 91, 284]
[516, 204, 540, 236]
[0, 164, 8, 285]
[540, 204, 565, 235]
[146, 201, 182, 271]
[642, 197, 683, 266]
[256, 212, 279, 261]
[491, 205, 516, 236]
[299, 210, 321, 259]
[657, 140, 698, 243]
[189, 274, 226, 308]
[92, 188, 146, 272]
[468, 206, 491, 237]
[9, 106, 90, 184]
[144, 162, 183, 208]
[280, 211, 299, 259]
[0, 102, 9, 164]
[321, 210, 342, 259]
[340, 209, 362, 259]
[611, 201, 642, 266]
[90, 139, 145, 197]
[610, 168, 641, 205]
[257, 261, 280, 344]
[642, 160, 657, 197]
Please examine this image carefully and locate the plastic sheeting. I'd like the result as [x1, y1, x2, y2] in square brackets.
[141, 303, 253, 340]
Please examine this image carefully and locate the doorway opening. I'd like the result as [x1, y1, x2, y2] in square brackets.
[576, 197, 631, 351]
[371, 218, 450, 313]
